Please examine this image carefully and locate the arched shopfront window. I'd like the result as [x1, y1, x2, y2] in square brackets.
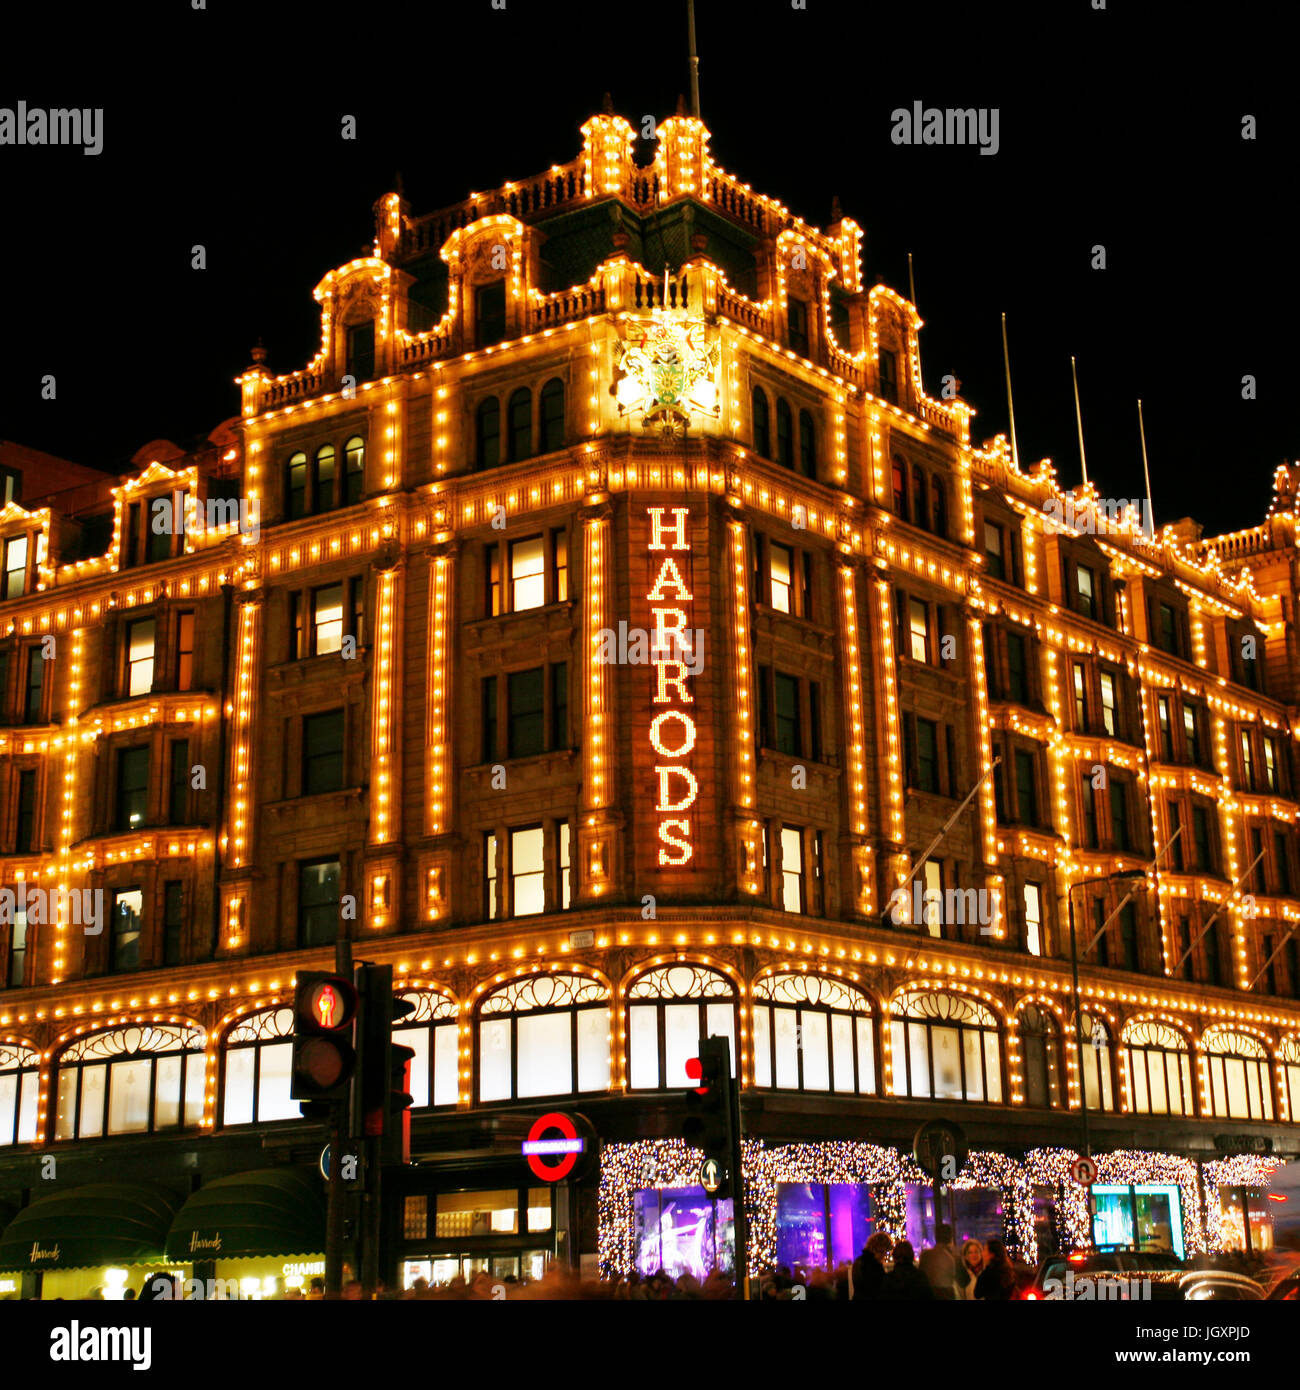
[0, 1041, 39, 1145]
[55, 1023, 205, 1140]
[627, 965, 736, 1090]
[889, 990, 1003, 1103]
[1079, 1012, 1116, 1112]
[752, 974, 876, 1094]
[1123, 1019, 1195, 1116]
[1281, 1037, 1300, 1122]
[1202, 1028, 1274, 1122]
[478, 974, 609, 1102]
[1017, 1003, 1065, 1108]
[221, 1007, 300, 1125]
[395, 990, 460, 1109]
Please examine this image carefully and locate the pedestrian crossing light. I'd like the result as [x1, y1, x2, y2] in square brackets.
[680, 1036, 736, 1201]
[291, 971, 359, 1103]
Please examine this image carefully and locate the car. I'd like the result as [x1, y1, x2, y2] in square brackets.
[1021, 1248, 1185, 1300]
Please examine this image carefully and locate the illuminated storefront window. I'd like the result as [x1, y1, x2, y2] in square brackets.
[752, 974, 876, 1094]
[775, 1183, 875, 1271]
[1202, 1028, 1274, 1121]
[904, 1185, 1004, 1252]
[634, 1187, 734, 1279]
[393, 991, 459, 1109]
[54, 1024, 204, 1140]
[0, 1042, 39, 1146]
[221, 1007, 300, 1125]
[1122, 1020, 1195, 1116]
[889, 991, 1003, 1103]
[1091, 1183, 1184, 1259]
[1217, 1186, 1273, 1255]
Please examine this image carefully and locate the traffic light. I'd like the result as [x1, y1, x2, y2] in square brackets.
[291, 972, 359, 1103]
[681, 1035, 736, 1200]
[356, 963, 417, 1164]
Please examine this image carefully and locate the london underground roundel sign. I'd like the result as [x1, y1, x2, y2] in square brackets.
[522, 1112, 586, 1182]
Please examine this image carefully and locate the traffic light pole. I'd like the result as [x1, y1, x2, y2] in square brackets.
[730, 1073, 748, 1301]
[324, 939, 353, 1298]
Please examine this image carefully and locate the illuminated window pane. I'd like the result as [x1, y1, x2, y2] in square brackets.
[628, 1005, 660, 1089]
[752, 1006, 772, 1087]
[257, 1042, 298, 1121]
[433, 1025, 459, 1106]
[909, 599, 929, 662]
[313, 585, 344, 654]
[704, 1004, 736, 1071]
[478, 1019, 512, 1102]
[55, 1069, 79, 1139]
[1024, 883, 1043, 956]
[664, 1004, 702, 1089]
[576, 1007, 610, 1092]
[107, 1059, 151, 1134]
[781, 828, 803, 912]
[831, 1014, 854, 1093]
[511, 537, 545, 611]
[774, 1007, 799, 1088]
[516, 1012, 571, 1098]
[223, 1048, 255, 1126]
[127, 618, 156, 697]
[153, 1055, 182, 1130]
[511, 827, 545, 916]
[770, 544, 793, 613]
[856, 1017, 876, 1094]
[399, 1028, 431, 1108]
[800, 1010, 830, 1090]
[184, 1055, 204, 1126]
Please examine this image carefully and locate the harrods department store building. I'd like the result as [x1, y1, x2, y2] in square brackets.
[1, 109, 1299, 1292]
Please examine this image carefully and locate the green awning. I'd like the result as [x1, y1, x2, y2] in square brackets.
[165, 1168, 325, 1262]
[0, 1184, 179, 1272]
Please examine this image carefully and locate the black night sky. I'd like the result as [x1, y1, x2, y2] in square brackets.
[4, 0, 1296, 535]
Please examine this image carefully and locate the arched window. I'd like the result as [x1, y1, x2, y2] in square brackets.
[1017, 1004, 1064, 1108]
[1079, 1012, 1116, 1112]
[752, 974, 876, 1094]
[394, 991, 460, 1110]
[314, 444, 336, 512]
[55, 1023, 205, 1140]
[1123, 1019, 1195, 1116]
[911, 466, 927, 532]
[892, 457, 907, 517]
[478, 974, 609, 1102]
[752, 388, 771, 458]
[627, 965, 737, 1090]
[475, 397, 500, 470]
[889, 991, 1003, 1102]
[507, 387, 533, 462]
[0, 1041, 39, 1145]
[1203, 1029, 1274, 1121]
[931, 477, 948, 539]
[286, 451, 308, 520]
[539, 378, 565, 454]
[776, 399, 794, 468]
[1281, 1037, 1300, 1121]
[344, 436, 365, 506]
[798, 410, 816, 478]
[221, 1007, 300, 1125]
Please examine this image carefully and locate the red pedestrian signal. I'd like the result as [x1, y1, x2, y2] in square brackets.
[685, 1056, 709, 1095]
[291, 971, 359, 1103]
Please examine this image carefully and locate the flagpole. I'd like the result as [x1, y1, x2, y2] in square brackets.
[1137, 398, 1155, 536]
[1001, 312, 1020, 470]
[908, 252, 916, 308]
[1071, 356, 1089, 488]
[687, 0, 701, 119]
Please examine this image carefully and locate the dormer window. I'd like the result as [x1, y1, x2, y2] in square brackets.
[475, 281, 506, 348]
[3, 535, 27, 599]
[879, 348, 898, 403]
[787, 296, 809, 357]
[346, 320, 375, 381]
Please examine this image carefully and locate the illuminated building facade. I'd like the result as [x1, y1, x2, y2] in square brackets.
[0, 109, 1297, 1293]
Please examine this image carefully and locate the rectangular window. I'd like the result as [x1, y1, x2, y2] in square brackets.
[908, 598, 929, 663]
[510, 536, 546, 612]
[168, 739, 189, 824]
[1262, 735, 1278, 792]
[7, 901, 27, 987]
[757, 665, 770, 749]
[163, 881, 183, 966]
[1205, 920, 1223, 987]
[507, 668, 545, 759]
[146, 503, 172, 563]
[1006, 631, 1028, 705]
[1024, 883, 1043, 956]
[770, 543, 793, 613]
[487, 544, 502, 617]
[303, 709, 345, 795]
[1275, 831, 1293, 898]
[126, 618, 156, 697]
[781, 827, 804, 913]
[809, 682, 823, 763]
[1192, 805, 1213, 872]
[1015, 749, 1038, 826]
[1110, 779, 1132, 851]
[922, 859, 943, 938]
[485, 833, 499, 920]
[1080, 781, 1097, 848]
[511, 827, 545, 916]
[299, 859, 341, 947]
[1119, 901, 1139, 972]
[1183, 705, 1201, 765]
[787, 296, 809, 356]
[287, 457, 308, 520]
[775, 673, 800, 756]
[110, 889, 143, 971]
[24, 648, 44, 723]
[1249, 826, 1265, 893]
[290, 592, 305, 660]
[984, 522, 1005, 581]
[349, 576, 365, 647]
[916, 718, 940, 794]
[15, 769, 37, 854]
[313, 584, 344, 655]
[3, 536, 27, 600]
[560, 821, 572, 911]
[1167, 801, 1184, 870]
[116, 746, 150, 831]
[475, 281, 506, 347]
[1240, 730, 1255, 789]
[315, 449, 337, 513]
[1100, 672, 1117, 736]
[125, 503, 141, 568]
[1157, 696, 1173, 761]
[481, 676, 498, 763]
[345, 438, 365, 505]
[175, 612, 195, 691]
[879, 349, 898, 403]
[1159, 602, 1178, 655]
[1073, 663, 1087, 728]
[346, 321, 375, 380]
[1075, 564, 1095, 620]
[551, 662, 568, 750]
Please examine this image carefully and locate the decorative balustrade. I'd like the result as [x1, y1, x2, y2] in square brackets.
[261, 371, 323, 408]
[715, 285, 767, 334]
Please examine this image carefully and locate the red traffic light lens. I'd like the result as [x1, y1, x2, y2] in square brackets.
[309, 982, 344, 1029]
[300, 1037, 348, 1089]
[685, 1056, 708, 1094]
